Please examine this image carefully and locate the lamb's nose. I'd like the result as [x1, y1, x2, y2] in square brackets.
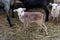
[53, 9, 56, 11]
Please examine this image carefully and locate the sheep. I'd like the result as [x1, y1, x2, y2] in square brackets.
[50, 3, 60, 24]
[0, 0, 15, 27]
[13, 8, 48, 35]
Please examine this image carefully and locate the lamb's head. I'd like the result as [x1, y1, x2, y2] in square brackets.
[49, 3, 59, 10]
[13, 8, 26, 16]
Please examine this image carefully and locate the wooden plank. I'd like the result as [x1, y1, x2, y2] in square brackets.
[54, 0, 60, 3]
[0, 0, 1, 2]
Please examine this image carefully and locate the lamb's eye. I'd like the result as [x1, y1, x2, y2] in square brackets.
[20, 15, 21, 16]
[21, 11, 23, 13]
[56, 6, 57, 8]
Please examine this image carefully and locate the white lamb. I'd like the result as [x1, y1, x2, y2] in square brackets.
[13, 8, 48, 35]
[50, 3, 60, 24]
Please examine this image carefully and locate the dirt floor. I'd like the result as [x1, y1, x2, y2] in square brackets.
[0, 9, 60, 40]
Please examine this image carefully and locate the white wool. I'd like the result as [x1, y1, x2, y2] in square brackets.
[51, 9, 58, 17]
[52, 3, 58, 10]
[13, 8, 48, 35]
[51, 3, 60, 24]
[56, 5, 60, 14]
[18, 15, 24, 23]
[15, 8, 25, 17]
[13, 8, 25, 23]
[18, 11, 25, 17]
[51, 3, 60, 17]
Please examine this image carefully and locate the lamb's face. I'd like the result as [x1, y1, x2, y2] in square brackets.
[13, 8, 26, 16]
[50, 3, 59, 10]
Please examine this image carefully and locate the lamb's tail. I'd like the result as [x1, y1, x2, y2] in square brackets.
[42, 14, 45, 22]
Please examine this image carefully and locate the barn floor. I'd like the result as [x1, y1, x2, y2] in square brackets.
[0, 9, 60, 40]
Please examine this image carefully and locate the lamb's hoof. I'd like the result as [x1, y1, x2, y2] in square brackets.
[45, 33, 48, 36]
[23, 29, 28, 33]
[40, 29, 48, 36]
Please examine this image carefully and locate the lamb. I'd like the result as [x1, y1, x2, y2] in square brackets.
[13, 8, 48, 35]
[50, 3, 60, 24]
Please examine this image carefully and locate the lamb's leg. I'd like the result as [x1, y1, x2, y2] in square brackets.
[42, 23, 48, 35]
[36, 21, 48, 36]
[5, 3, 13, 27]
[23, 19, 29, 31]
[57, 17, 58, 25]
[53, 17, 55, 22]
[40, 23, 48, 36]
[50, 16, 53, 21]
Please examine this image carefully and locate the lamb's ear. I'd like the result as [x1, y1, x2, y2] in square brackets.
[13, 9, 18, 12]
[49, 3, 52, 6]
[23, 8, 26, 10]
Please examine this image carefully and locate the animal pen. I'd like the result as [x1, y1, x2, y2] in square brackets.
[0, 0, 60, 40]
